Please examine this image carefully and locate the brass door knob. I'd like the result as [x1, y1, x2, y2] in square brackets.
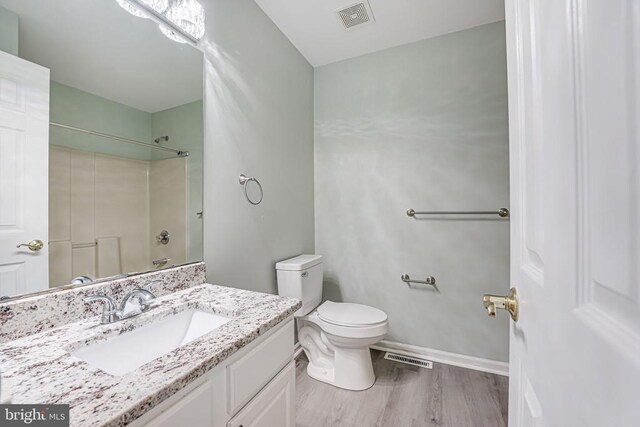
[482, 287, 519, 321]
[16, 239, 44, 252]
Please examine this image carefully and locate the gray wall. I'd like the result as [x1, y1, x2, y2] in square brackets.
[314, 22, 510, 362]
[0, 5, 18, 55]
[202, 0, 315, 294]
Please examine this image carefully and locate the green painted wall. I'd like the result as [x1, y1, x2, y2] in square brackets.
[151, 101, 204, 261]
[314, 22, 510, 362]
[49, 82, 158, 160]
[0, 5, 19, 56]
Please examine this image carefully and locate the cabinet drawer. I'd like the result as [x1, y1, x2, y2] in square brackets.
[227, 320, 294, 415]
[227, 361, 295, 427]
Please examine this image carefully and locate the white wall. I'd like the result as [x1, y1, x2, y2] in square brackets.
[314, 22, 510, 362]
[202, 0, 315, 294]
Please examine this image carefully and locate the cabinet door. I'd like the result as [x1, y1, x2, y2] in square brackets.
[227, 320, 294, 415]
[227, 361, 295, 427]
[146, 380, 213, 427]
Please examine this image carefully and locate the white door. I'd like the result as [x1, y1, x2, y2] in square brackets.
[0, 50, 49, 297]
[503, 0, 640, 426]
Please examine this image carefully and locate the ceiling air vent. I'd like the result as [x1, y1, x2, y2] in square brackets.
[336, 1, 375, 31]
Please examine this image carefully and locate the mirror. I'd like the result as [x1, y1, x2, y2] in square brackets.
[0, 0, 203, 300]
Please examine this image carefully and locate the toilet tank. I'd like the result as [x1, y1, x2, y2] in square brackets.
[276, 254, 323, 316]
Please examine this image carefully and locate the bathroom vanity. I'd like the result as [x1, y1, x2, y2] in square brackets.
[131, 316, 295, 427]
[0, 264, 300, 427]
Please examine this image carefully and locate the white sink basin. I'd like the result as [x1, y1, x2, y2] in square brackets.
[72, 309, 231, 376]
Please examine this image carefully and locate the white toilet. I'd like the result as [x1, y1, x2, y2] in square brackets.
[276, 254, 388, 391]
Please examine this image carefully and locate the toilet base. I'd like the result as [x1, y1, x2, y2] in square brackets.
[305, 346, 376, 391]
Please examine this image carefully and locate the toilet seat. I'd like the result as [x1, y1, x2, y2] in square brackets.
[317, 301, 387, 327]
[305, 301, 389, 340]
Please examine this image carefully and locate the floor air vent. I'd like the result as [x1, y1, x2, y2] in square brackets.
[336, 2, 375, 31]
[384, 352, 433, 369]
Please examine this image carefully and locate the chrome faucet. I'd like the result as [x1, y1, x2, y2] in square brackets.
[83, 280, 160, 324]
[119, 288, 156, 315]
[83, 295, 119, 324]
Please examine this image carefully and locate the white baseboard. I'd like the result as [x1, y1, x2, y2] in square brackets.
[371, 340, 509, 377]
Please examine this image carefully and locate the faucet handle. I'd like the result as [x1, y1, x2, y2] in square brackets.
[143, 279, 163, 290]
[136, 289, 156, 305]
[83, 295, 118, 324]
[119, 288, 157, 314]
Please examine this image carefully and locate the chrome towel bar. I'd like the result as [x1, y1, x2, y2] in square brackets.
[401, 274, 437, 288]
[406, 208, 509, 218]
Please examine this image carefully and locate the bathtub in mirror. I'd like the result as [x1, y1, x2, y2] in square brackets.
[0, 0, 203, 301]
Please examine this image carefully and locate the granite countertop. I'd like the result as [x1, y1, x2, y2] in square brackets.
[0, 284, 301, 427]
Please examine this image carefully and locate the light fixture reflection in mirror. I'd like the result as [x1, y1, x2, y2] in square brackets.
[116, 0, 169, 18]
[159, 24, 188, 44]
[116, 0, 206, 44]
[165, 0, 205, 40]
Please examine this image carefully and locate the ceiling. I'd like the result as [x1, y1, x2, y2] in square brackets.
[254, 0, 505, 67]
[0, 0, 203, 113]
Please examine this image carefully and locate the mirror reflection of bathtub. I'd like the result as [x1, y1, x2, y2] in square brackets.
[0, 0, 204, 298]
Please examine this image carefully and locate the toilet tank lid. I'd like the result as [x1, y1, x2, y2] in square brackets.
[276, 254, 323, 271]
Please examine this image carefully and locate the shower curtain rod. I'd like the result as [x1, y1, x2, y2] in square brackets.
[49, 122, 189, 157]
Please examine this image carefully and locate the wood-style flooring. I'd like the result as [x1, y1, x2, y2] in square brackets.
[295, 350, 508, 427]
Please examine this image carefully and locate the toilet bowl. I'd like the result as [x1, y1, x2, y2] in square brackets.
[298, 301, 388, 390]
[276, 255, 389, 391]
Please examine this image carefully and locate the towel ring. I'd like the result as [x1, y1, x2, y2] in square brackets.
[239, 174, 263, 205]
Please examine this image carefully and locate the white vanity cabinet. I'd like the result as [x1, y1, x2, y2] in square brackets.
[132, 319, 295, 427]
